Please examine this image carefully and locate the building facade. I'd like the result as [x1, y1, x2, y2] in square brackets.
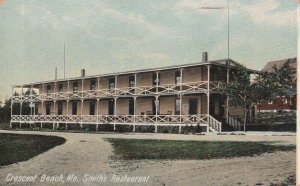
[10, 54, 250, 132]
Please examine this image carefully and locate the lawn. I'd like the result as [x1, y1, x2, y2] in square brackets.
[0, 133, 66, 166]
[106, 138, 295, 160]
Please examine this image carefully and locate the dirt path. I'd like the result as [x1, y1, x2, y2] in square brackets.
[0, 130, 295, 186]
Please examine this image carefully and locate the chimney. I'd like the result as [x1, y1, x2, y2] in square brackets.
[202, 52, 208, 62]
[81, 69, 85, 77]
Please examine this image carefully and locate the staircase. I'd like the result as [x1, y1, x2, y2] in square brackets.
[208, 115, 222, 132]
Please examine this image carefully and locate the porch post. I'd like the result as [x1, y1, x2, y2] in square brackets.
[226, 68, 230, 123]
[80, 99, 83, 128]
[30, 85, 33, 116]
[96, 98, 100, 130]
[53, 101, 56, 115]
[10, 87, 13, 128]
[155, 96, 159, 123]
[207, 65, 210, 116]
[180, 68, 183, 120]
[41, 101, 44, 115]
[114, 97, 117, 116]
[133, 97, 137, 123]
[114, 75, 118, 96]
[156, 71, 159, 93]
[81, 79, 84, 99]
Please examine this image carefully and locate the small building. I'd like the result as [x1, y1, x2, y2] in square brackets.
[258, 58, 297, 113]
[10, 53, 256, 132]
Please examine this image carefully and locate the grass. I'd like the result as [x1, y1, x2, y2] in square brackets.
[0, 133, 66, 166]
[106, 138, 295, 160]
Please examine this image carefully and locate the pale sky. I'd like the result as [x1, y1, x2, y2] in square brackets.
[0, 0, 297, 99]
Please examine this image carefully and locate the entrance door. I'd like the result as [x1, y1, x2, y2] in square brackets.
[129, 99, 134, 115]
[108, 99, 114, 115]
[189, 99, 198, 115]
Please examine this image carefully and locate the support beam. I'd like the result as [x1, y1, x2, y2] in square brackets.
[226, 68, 230, 123]
[66, 100, 69, 116]
[155, 96, 159, 123]
[114, 97, 117, 116]
[207, 65, 211, 116]
[156, 71, 159, 93]
[179, 68, 183, 118]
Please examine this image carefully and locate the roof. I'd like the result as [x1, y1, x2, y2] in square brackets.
[12, 58, 257, 88]
[261, 57, 297, 73]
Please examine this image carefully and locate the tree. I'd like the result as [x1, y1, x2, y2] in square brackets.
[218, 65, 270, 132]
[219, 62, 296, 132]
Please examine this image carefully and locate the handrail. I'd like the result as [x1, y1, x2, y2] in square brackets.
[228, 115, 241, 131]
[207, 115, 222, 132]
[12, 81, 218, 102]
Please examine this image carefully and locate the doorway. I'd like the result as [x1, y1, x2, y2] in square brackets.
[189, 99, 198, 115]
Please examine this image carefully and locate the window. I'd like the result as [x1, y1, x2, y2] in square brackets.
[58, 84, 63, 92]
[109, 78, 115, 91]
[90, 80, 96, 90]
[175, 99, 181, 115]
[46, 85, 51, 94]
[129, 76, 135, 87]
[175, 70, 181, 85]
[90, 101, 95, 115]
[268, 100, 273, 105]
[73, 82, 78, 92]
[72, 101, 77, 115]
[283, 98, 288, 104]
[152, 73, 160, 85]
[108, 99, 114, 115]
[46, 103, 51, 115]
[58, 102, 63, 115]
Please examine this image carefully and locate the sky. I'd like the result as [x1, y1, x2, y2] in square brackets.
[0, 0, 297, 100]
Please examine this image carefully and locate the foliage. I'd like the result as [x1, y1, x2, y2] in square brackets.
[218, 63, 296, 131]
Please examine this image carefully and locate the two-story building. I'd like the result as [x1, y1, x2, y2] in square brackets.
[10, 53, 254, 132]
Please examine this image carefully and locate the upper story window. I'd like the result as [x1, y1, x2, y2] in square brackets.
[129, 76, 135, 87]
[90, 79, 96, 90]
[109, 77, 115, 91]
[73, 82, 78, 92]
[58, 84, 63, 92]
[46, 85, 51, 94]
[283, 98, 288, 104]
[175, 70, 181, 85]
[152, 73, 160, 86]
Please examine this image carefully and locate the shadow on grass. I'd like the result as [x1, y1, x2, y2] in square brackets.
[106, 138, 295, 160]
[0, 133, 66, 167]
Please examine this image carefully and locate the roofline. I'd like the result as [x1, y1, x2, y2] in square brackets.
[12, 58, 257, 87]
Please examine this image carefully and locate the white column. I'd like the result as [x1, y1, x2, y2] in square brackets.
[114, 97, 117, 116]
[156, 71, 159, 93]
[179, 68, 183, 117]
[81, 79, 84, 99]
[30, 85, 33, 116]
[133, 97, 137, 122]
[155, 96, 159, 123]
[10, 87, 14, 128]
[53, 101, 56, 115]
[226, 68, 230, 123]
[115, 76, 118, 96]
[207, 65, 211, 116]
[134, 73, 137, 95]
[96, 99, 100, 116]
[66, 100, 69, 115]
[41, 102, 44, 115]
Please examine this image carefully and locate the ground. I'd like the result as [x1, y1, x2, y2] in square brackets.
[0, 130, 295, 186]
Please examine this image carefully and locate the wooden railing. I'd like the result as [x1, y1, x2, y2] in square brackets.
[208, 115, 222, 132]
[228, 115, 241, 130]
[11, 114, 222, 132]
[11, 81, 225, 102]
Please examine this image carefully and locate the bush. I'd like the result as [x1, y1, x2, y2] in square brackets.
[135, 125, 155, 133]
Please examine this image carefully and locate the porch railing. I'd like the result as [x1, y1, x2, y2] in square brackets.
[12, 81, 224, 102]
[228, 115, 241, 131]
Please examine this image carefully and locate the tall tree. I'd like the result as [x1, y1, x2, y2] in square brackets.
[218, 65, 269, 131]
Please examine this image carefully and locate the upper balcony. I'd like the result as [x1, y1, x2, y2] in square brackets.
[12, 81, 223, 102]
[12, 62, 235, 103]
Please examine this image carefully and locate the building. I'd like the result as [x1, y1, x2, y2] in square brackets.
[10, 53, 254, 132]
[258, 58, 296, 113]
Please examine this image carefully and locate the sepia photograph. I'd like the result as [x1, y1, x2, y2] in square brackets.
[0, 0, 298, 185]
